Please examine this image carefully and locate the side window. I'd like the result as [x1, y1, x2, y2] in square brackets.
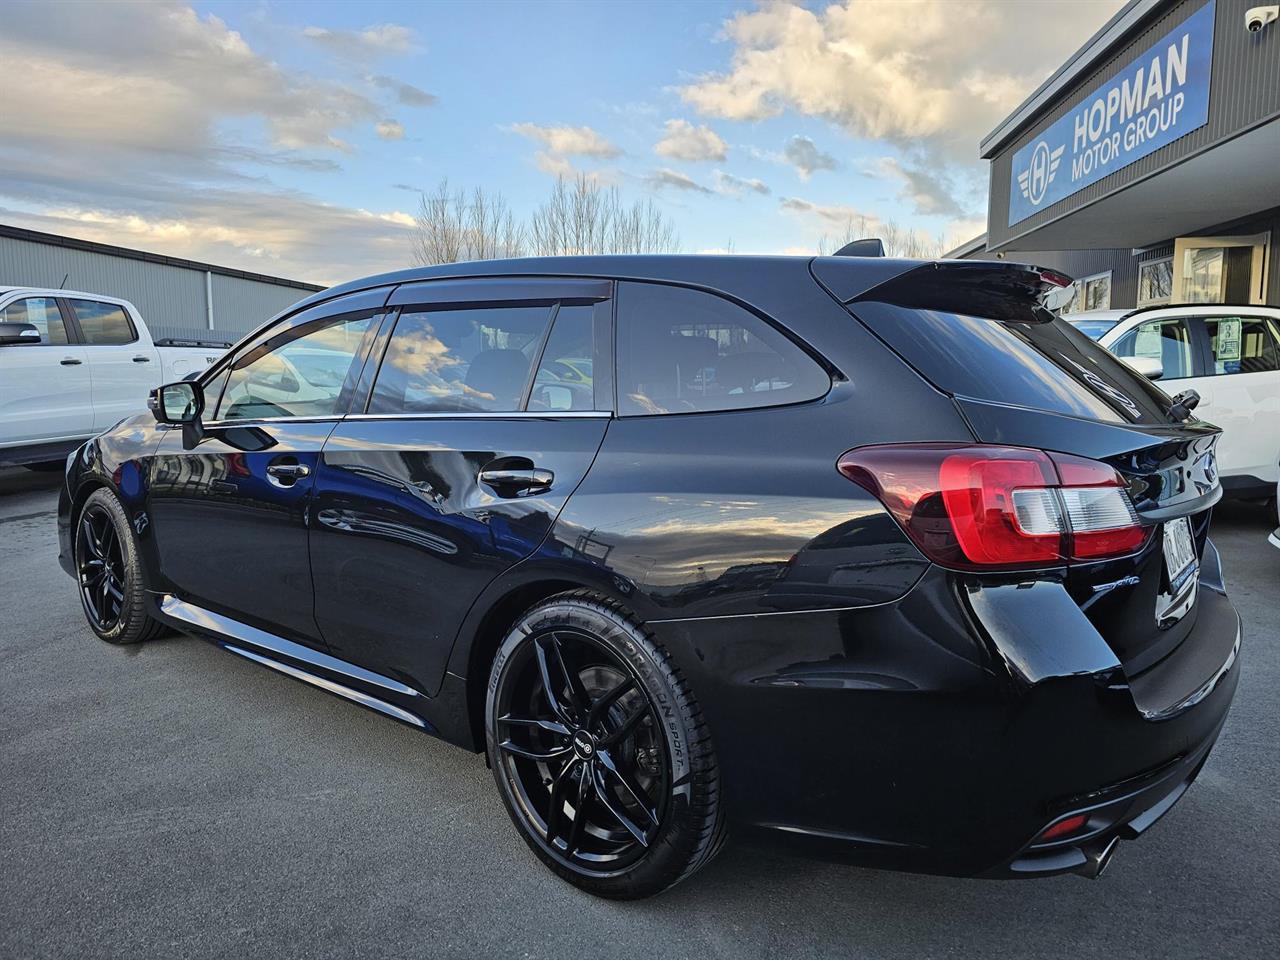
[216, 314, 374, 420]
[615, 282, 829, 415]
[1111, 318, 1194, 379]
[369, 305, 552, 414]
[1, 297, 68, 345]
[68, 299, 136, 345]
[1203, 316, 1279, 376]
[529, 305, 596, 411]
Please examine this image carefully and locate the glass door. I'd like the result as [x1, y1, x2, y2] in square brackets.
[1172, 233, 1269, 305]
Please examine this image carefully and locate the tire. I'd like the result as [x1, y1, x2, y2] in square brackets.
[74, 488, 165, 645]
[485, 591, 725, 899]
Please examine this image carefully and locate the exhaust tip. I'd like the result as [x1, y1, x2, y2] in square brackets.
[1074, 835, 1120, 879]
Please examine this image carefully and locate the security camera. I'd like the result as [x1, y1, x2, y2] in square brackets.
[1246, 5, 1278, 32]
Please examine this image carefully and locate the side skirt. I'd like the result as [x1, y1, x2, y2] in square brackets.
[157, 594, 435, 733]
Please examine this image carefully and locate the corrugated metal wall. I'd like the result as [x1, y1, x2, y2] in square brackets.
[0, 233, 315, 339]
[989, 0, 1280, 248]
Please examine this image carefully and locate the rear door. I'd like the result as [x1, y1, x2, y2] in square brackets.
[146, 290, 387, 646]
[0, 296, 91, 445]
[309, 278, 612, 694]
[1187, 313, 1280, 486]
[65, 298, 157, 430]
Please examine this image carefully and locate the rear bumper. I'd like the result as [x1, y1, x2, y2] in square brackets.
[650, 557, 1241, 879]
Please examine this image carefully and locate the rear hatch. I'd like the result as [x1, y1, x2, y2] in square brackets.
[817, 259, 1223, 677]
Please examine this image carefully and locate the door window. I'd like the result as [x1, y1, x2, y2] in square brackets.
[369, 305, 552, 414]
[1203, 316, 1280, 376]
[529, 305, 597, 411]
[68, 299, 136, 345]
[616, 282, 829, 415]
[1111, 318, 1195, 380]
[216, 314, 374, 420]
[0, 297, 68, 344]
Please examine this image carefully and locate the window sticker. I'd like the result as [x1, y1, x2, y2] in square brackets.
[1216, 318, 1242, 362]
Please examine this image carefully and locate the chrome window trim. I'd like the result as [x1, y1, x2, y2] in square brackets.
[344, 410, 613, 421]
[197, 410, 613, 429]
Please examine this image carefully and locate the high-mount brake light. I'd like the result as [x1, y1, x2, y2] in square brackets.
[837, 444, 1148, 571]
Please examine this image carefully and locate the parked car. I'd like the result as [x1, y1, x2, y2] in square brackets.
[0, 287, 229, 467]
[57, 256, 1240, 899]
[1068, 305, 1280, 507]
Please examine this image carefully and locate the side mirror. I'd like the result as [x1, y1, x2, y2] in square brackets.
[149, 381, 204, 424]
[149, 381, 209, 449]
[0, 322, 41, 346]
[1121, 355, 1163, 380]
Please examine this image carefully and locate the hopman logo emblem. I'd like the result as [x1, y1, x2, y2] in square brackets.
[1016, 140, 1065, 206]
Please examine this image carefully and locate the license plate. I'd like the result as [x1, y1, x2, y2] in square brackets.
[1162, 516, 1198, 598]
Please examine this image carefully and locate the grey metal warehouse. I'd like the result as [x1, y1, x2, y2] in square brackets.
[0, 224, 324, 344]
[950, 0, 1280, 313]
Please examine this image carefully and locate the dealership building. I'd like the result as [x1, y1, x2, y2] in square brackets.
[951, 0, 1280, 313]
[0, 224, 323, 343]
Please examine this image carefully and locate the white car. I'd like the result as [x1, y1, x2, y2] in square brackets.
[0, 287, 231, 467]
[1069, 305, 1280, 507]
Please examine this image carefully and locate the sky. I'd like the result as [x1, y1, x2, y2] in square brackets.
[0, 0, 1126, 287]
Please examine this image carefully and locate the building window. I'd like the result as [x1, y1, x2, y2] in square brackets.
[1059, 271, 1111, 315]
[1136, 257, 1173, 307]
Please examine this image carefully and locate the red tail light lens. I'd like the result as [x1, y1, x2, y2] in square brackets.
[837, 444, 1147, 571]
[1037, 813, 1089, 842]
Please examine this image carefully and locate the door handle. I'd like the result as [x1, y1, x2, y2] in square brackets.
[132, 355, 151, 363]
[478, 467, 554, 494]
[60, 357, 82, 366]
[266, 463, 312, 480]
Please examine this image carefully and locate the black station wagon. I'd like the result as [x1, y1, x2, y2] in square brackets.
[59, 255, 1240, 898]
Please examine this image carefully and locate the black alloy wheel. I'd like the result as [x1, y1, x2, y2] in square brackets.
[487, 592, 724, 899]
[75, 488, 165, 645]
[77, 502, 127, 632]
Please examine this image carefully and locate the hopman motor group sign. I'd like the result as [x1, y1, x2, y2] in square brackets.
[1008, 0, 1215, 226]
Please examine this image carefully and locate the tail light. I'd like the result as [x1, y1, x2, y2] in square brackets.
[837, 444, 1148, 571]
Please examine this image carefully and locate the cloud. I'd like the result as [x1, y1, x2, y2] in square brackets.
[714, 170, 770, 196]
[510, 123, 622, 159]
[784, 136, 838, 180]
[780, 196, 877, 230]
[679, 0, 1124, 163]
[370, 75, 438, 107]
[304, 22, 416, 60]
[647, 169, 713, 194]
[654, 119, 728, 162]
[0, 2, 383, 158]
[0, 2, 419, 285]
[876, 156, 963, 217]
[375, 119, 405, 141]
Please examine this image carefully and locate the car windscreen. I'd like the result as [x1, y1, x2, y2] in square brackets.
[848, 300, 1176, 425]
[1068, 317, 1119, 340]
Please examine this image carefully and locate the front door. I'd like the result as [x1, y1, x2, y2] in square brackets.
[309, 279, 612, 694]
[0, 296, 91, 446]
[146, 298, 384, 646]
[1172, 233, 1270, 306]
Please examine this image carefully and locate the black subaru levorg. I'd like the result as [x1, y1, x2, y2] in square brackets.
[58, 255, 1239, 898]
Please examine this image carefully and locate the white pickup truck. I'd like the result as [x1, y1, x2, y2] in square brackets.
[0, 287, 231, 467]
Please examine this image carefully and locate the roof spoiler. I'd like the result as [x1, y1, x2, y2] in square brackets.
[817, 260, 1076, 322]
[832, 238, 885, 258]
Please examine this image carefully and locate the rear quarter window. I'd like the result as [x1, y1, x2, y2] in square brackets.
[615, 282, 829, 416]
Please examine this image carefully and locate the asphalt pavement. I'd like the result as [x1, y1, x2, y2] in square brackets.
[1, 466, 1277, 960]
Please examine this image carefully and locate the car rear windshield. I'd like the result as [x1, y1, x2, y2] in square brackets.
[848, 300, 1176, 425]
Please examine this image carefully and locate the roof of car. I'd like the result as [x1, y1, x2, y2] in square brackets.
[278, 254, 933, 321]
[0, 286, 136, 304]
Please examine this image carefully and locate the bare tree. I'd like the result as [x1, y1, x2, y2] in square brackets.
[529, 175, 680, 257]
[412, 179, 525, 265]
[818, 215, 946, 259]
